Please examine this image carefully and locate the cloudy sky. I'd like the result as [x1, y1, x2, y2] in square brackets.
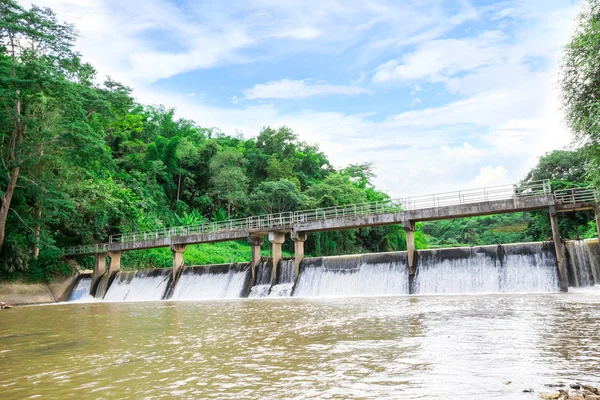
[23, 0, 582, 197]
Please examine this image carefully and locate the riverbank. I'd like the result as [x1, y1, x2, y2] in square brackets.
[0, 270, 85, 306]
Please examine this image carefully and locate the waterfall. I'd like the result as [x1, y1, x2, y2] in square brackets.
[69, 276, 94, 302]
[172, 264, 250, 300]
[565, 239, 600, 287]
[103, 269, 171, 301]
[249, 261, 272, 298]
[268, 260, 295, 297]
[412, 243, 559, 294]
[94, 273, 112, 299]
[293, 253, 409, 298]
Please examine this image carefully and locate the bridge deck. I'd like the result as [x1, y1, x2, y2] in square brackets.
[68, 194, 565, 256]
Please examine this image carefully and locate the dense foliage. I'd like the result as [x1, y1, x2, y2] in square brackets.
[0, 1, 597, 281]
[0, 2, 427, 281]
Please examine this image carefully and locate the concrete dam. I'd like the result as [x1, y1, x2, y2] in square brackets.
[68, 239, 600, 302]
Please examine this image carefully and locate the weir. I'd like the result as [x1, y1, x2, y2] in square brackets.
[565, 239, 600, 287]
[293, 253, 410, 297]
[412, 243, 559, 294]
[171, 263, 250, 300]
[67, 240, 600, 302]
[104, 269, 172, 301]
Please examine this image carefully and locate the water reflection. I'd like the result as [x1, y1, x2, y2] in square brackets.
[1, 293, 599, 399]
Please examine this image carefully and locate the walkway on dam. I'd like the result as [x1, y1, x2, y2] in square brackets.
[64, 180, 597, 256]
[64, 180, 599, 293]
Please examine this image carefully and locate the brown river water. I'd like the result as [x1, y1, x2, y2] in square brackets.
[1, 292, 599, 400]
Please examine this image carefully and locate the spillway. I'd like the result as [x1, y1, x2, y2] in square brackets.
[269, 260, 295, 297]
[103, 269, 171, 301]
[69, 276, 94, 302]
[172, 263, 250, 300]
[565, 239, 600, 287]
[248, 261, 272, 298]
[293, 253, 410, 297]
[412, 242, 559, 294]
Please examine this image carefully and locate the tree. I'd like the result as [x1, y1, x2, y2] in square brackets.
[209, 148, 248, 216]
[248, 179, 307, 214]
[561, 0, 600, 145]
[0, 1, 93, 252]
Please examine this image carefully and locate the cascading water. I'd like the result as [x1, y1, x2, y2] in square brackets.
[268, 260, 295, 297]
[249, 261, 272, 298]
[412, 242, 559, 294]
[293, 253, 409, 297]
[69, 277, 94, 302]
[103, 269, 171, 301]
[565, 239, 600, 287]
[172, 264, 250, 300]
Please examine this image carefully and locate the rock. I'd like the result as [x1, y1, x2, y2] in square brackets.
[572, 385, 582, 390]
[581, 385, 599, 395]
[504, 381, 512, 385]
[568, 395, 585, 400]
[583, 396, 600, 400]
[541, 392, 562, 400]
[524, 389, 535, 393]
[0, 302, 12, 309]
[547, 384, 567, 388]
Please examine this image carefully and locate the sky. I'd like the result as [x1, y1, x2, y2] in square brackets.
[21, 0, 583, 197]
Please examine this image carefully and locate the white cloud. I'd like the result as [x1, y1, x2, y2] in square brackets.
[442, 142, 485, 159]
[15, 0, 583, 199]
[469, 166, 509, 188]
[373, 31, 507, 83]
[243, 79, 370, 100]
[411, 98, 422, 106]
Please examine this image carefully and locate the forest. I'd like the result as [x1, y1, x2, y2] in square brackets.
[1, 1, 599, 282]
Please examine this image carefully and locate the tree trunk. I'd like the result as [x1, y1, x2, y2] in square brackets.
[33, 206, 42, 258]
[0, 167, 20, 252]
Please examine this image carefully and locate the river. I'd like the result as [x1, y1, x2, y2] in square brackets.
[1, 291, 599, 399]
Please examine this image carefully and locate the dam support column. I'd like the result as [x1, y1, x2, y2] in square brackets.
[291, 232, 306, 278]
[595, 204, 600, 240]
[247, 235, 264, 280]
[108, 251, 122, 275]
[91, 252, 107, 295]
[171, 244, 187, 280]
[268, 232, 286, 283]
[403, 221, 417, 276]
[549, 207, 568, 292]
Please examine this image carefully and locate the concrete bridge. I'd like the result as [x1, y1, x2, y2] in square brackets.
[63, 181, 600, 293]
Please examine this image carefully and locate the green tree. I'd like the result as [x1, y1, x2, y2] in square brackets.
[248, 179, 307, 214]
[0, 1, 94, 252]
[209, 148, 249, 216]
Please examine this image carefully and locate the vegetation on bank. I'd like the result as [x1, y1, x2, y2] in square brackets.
[1, 1, 600, 280]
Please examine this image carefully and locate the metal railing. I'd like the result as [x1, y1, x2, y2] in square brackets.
[63, 180, 556, 255]
[554, 187, 599, 204]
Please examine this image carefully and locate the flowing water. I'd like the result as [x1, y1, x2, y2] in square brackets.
[413, 243, 559, 294]
[293, 253, 410, 297]
[565, 239, 600, 287]
[2, 293, 599, 399]
[104, 270, 171, 301]
[268, 259, 295, 297]
[249, 261, 272, 298]
[172, 264, 250, 300]
[67, 277, 93, 302]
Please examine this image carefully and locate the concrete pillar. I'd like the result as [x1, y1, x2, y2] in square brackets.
[403, 221, 416, 276]
[549, 209, 568, 292]
[91, 252, 107, 295]
[171, 244, 187, 280]
[291, 232, 306, 278]
[247, 235, 264, 280]
[595, 205, 600, 240]
[268, 232, 286, 282]
[92, 252, 107, 282]
[107, 251, 122, 274]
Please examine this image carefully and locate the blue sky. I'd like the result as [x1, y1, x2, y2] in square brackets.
[25, 0, 582, 197]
